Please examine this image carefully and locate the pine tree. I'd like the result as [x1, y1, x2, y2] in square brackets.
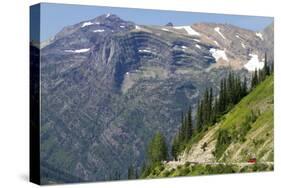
[179, 112, 186, 142]
[115, 171, 121, 180]
[182, 112, 187, 141]
[147, 132, 168, 164]
[203, 88, 209, 125]
[242, 76, 247, 97]
[196, 100, 203, 132]
[171, 134, 180, 160]
[223, 78, 228, 109]
[186, 106, 193, 140]
[271, 62, 274, 74]
[212, 97, 219, 123]
[218, 79, 224, 114]
[251, 69, 258, 88]
[264, 53, 270, 76]
[227, 72, 234, 104]
[135, 169, 139, 179]
[208, 87, 213, 124]
[234, 75, 241, 104]
[128, 165, 134, 179]
[219, 78, 228, 113]
[258, 69, 263, 83]
[140, 163, 147, 178]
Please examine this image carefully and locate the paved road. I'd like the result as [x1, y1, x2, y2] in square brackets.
[164, 160, 274, 170]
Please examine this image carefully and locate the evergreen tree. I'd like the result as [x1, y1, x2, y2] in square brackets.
[171, 134, 180, 160]
[218, 79, 224, 114]
[227, 72, 234, 104]
[115, 171, 121, 180]
[271, 62, 274, 74]
[180, 115, 187, 142]
[264, 53, 270, 76]
[186, 106, 193, 140]
[203, 88, 209, 125]
[223, 78, 228, 109]
[128, 165, 134, 179]
[219, 78, 228, 114]
[196, 100, 203, 132]
[208, 87, 213, 123]
[234, 75, 242, 103]
[147, 132, 168, 164]
[251, 69, 258, 88]
[212, 97, 219, 123]
[242, 76, 248, 97]
[258, 69, 263, 83]
[135, 169, 139, 179]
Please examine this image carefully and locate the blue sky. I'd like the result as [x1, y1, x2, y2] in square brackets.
[30, 3, 273, 41]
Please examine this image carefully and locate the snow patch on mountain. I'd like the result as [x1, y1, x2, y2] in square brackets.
[120, 25, 125, 28]
[81, 22, 94, 28]
[161, 28, 169, 32]
[244, 54, 264, 71]
[193, 39, 200, 42]
[174, 26, 200, 36]
[214, 41, 219, 46]
[106, 13, 111, 18]
[235, 34, 241, 39]
[81, 21, 100, 28]
[138, 49, 152, 53]
[256, 32, 263, 40]
[135, 25, 141, 30]
[214, 27, 226, 39]
[209, 48, 228, 62]
[241, 43, 246, 49]
[195, 44, 201, 49]
[64, 48, 90, 53]
[93, 29, 105, 33]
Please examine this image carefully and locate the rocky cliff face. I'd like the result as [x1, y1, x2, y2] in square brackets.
[39, 14, 273, 183]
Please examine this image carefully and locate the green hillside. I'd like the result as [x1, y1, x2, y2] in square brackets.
[143, 75, 274, 178]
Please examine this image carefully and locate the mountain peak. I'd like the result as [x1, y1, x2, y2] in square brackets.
[94, 13, 124, 23]
[165, 22, 174, 27]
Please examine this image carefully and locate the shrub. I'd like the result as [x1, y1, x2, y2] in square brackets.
[214, 129, 232, 159]
[161, 170, 170, 177]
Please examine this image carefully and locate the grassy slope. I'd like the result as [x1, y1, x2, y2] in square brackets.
[144, 75, 274, 178]
[218, 74, 273, 162]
